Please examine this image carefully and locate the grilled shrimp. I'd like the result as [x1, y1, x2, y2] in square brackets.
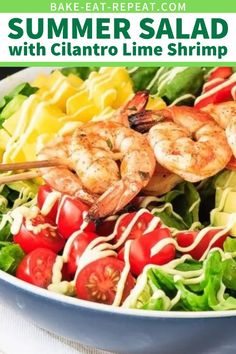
[130, 106, 232, 182]
[38, 136, 97, 205]
[37, 92, 155, 214]
[70, 120, 156, 217]
[203, 101, 236, 156]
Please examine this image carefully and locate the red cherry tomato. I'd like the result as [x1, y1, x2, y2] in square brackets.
[176, 229, 228, 260]
[57, 196, 95, 239]
[13, 214, 65, 254]
[76, 257, 135, 305]
[114, 211, 160, 245]
[208, 67, 233, 81]
[129, 228, 176, 276]
[202, 78, 225, 93]
[16, 248, 57, 288]
[96, 218, 117, 236]
[195, 79, 236, 109]
[66, 231, 97, 276]
[37, 185, 60, 222]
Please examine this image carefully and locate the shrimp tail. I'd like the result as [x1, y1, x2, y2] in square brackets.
[129, 110, 166, 133]
[112, 91, 149, 126]
[88, 178, 143, 218]
[124, 90, 149, 113]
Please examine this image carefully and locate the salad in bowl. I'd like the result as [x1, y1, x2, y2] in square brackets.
[0, 65, 236, 313]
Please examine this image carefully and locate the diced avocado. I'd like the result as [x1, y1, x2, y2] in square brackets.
[1, 95, 26, 120]
[215, 188, 224, 208]
[215, 188, 236, 213]
[223, 191, 236, 213]
[212, 211, 236, 236]
[215, 170, 236, 189]
[216, 188, 236, 213]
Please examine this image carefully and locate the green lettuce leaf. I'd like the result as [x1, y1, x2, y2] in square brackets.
[0, 243, 24, 274]
[144, 67, 204, 104]
[128, 67, 159, 92]
[0, 83, 38, 113]
[175, 251, 223, 311]
[0, 217, 12, 242]
[212, 296, 236, 310]
[143, 182, 201, 230]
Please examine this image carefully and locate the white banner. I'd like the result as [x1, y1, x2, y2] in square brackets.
[0, 13, 235, 62]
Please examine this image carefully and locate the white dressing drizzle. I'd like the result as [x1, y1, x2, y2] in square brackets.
[112, 240, 132, 307]
[195, 73, 236, 105]
[169, 290, 181, 309]
[202, 78, 223, 91]
[10, 206, 39, 235]
[169, 94, 196, 107]
[144, 216, 161, 234]
[51, 256, 64, 284]
[150, 238, 176, 258]
[41, 191, 61, 216]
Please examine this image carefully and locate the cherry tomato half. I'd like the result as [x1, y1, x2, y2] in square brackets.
[114, 211, 160, 245]
[66, 231, 97, 276]
[13, 214, 65, 254]
[76, 257, 135, 305]
[128, 228, 176, 276]
[96, 218, 117, 236]
[37, 185, 60, 222]
[208, 67, 233, 81]
[16, 248, 57, 288]
[57, 196, 95, 239]
[176, 229, 228, 260]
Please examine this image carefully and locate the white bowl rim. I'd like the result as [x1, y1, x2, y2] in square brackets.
[1, 269, 236, 319]
[1, 67, 236, 320]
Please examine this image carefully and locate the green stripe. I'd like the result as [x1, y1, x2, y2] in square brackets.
[0, 0, 235, 13]
[0, 62, 235, 67]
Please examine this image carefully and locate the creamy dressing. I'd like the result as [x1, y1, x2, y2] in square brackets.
[169, 94, 196, 107]
[144, 216, 161, 234]
[41, 191, 61, 216]
[51, 255, 64, 284]
[150, 238, 176, 258]
[25, 219, 56, 235]
[10, 205, 39, 235]
[55, 194, 67, 225]
[203, 78, 223, 91]
[112, 240, 132, 307]
[157, 67, 188, 94]
[169, 290, 181, 309]
[195, 73, 236, 105]
[217, 282, 226, 303]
